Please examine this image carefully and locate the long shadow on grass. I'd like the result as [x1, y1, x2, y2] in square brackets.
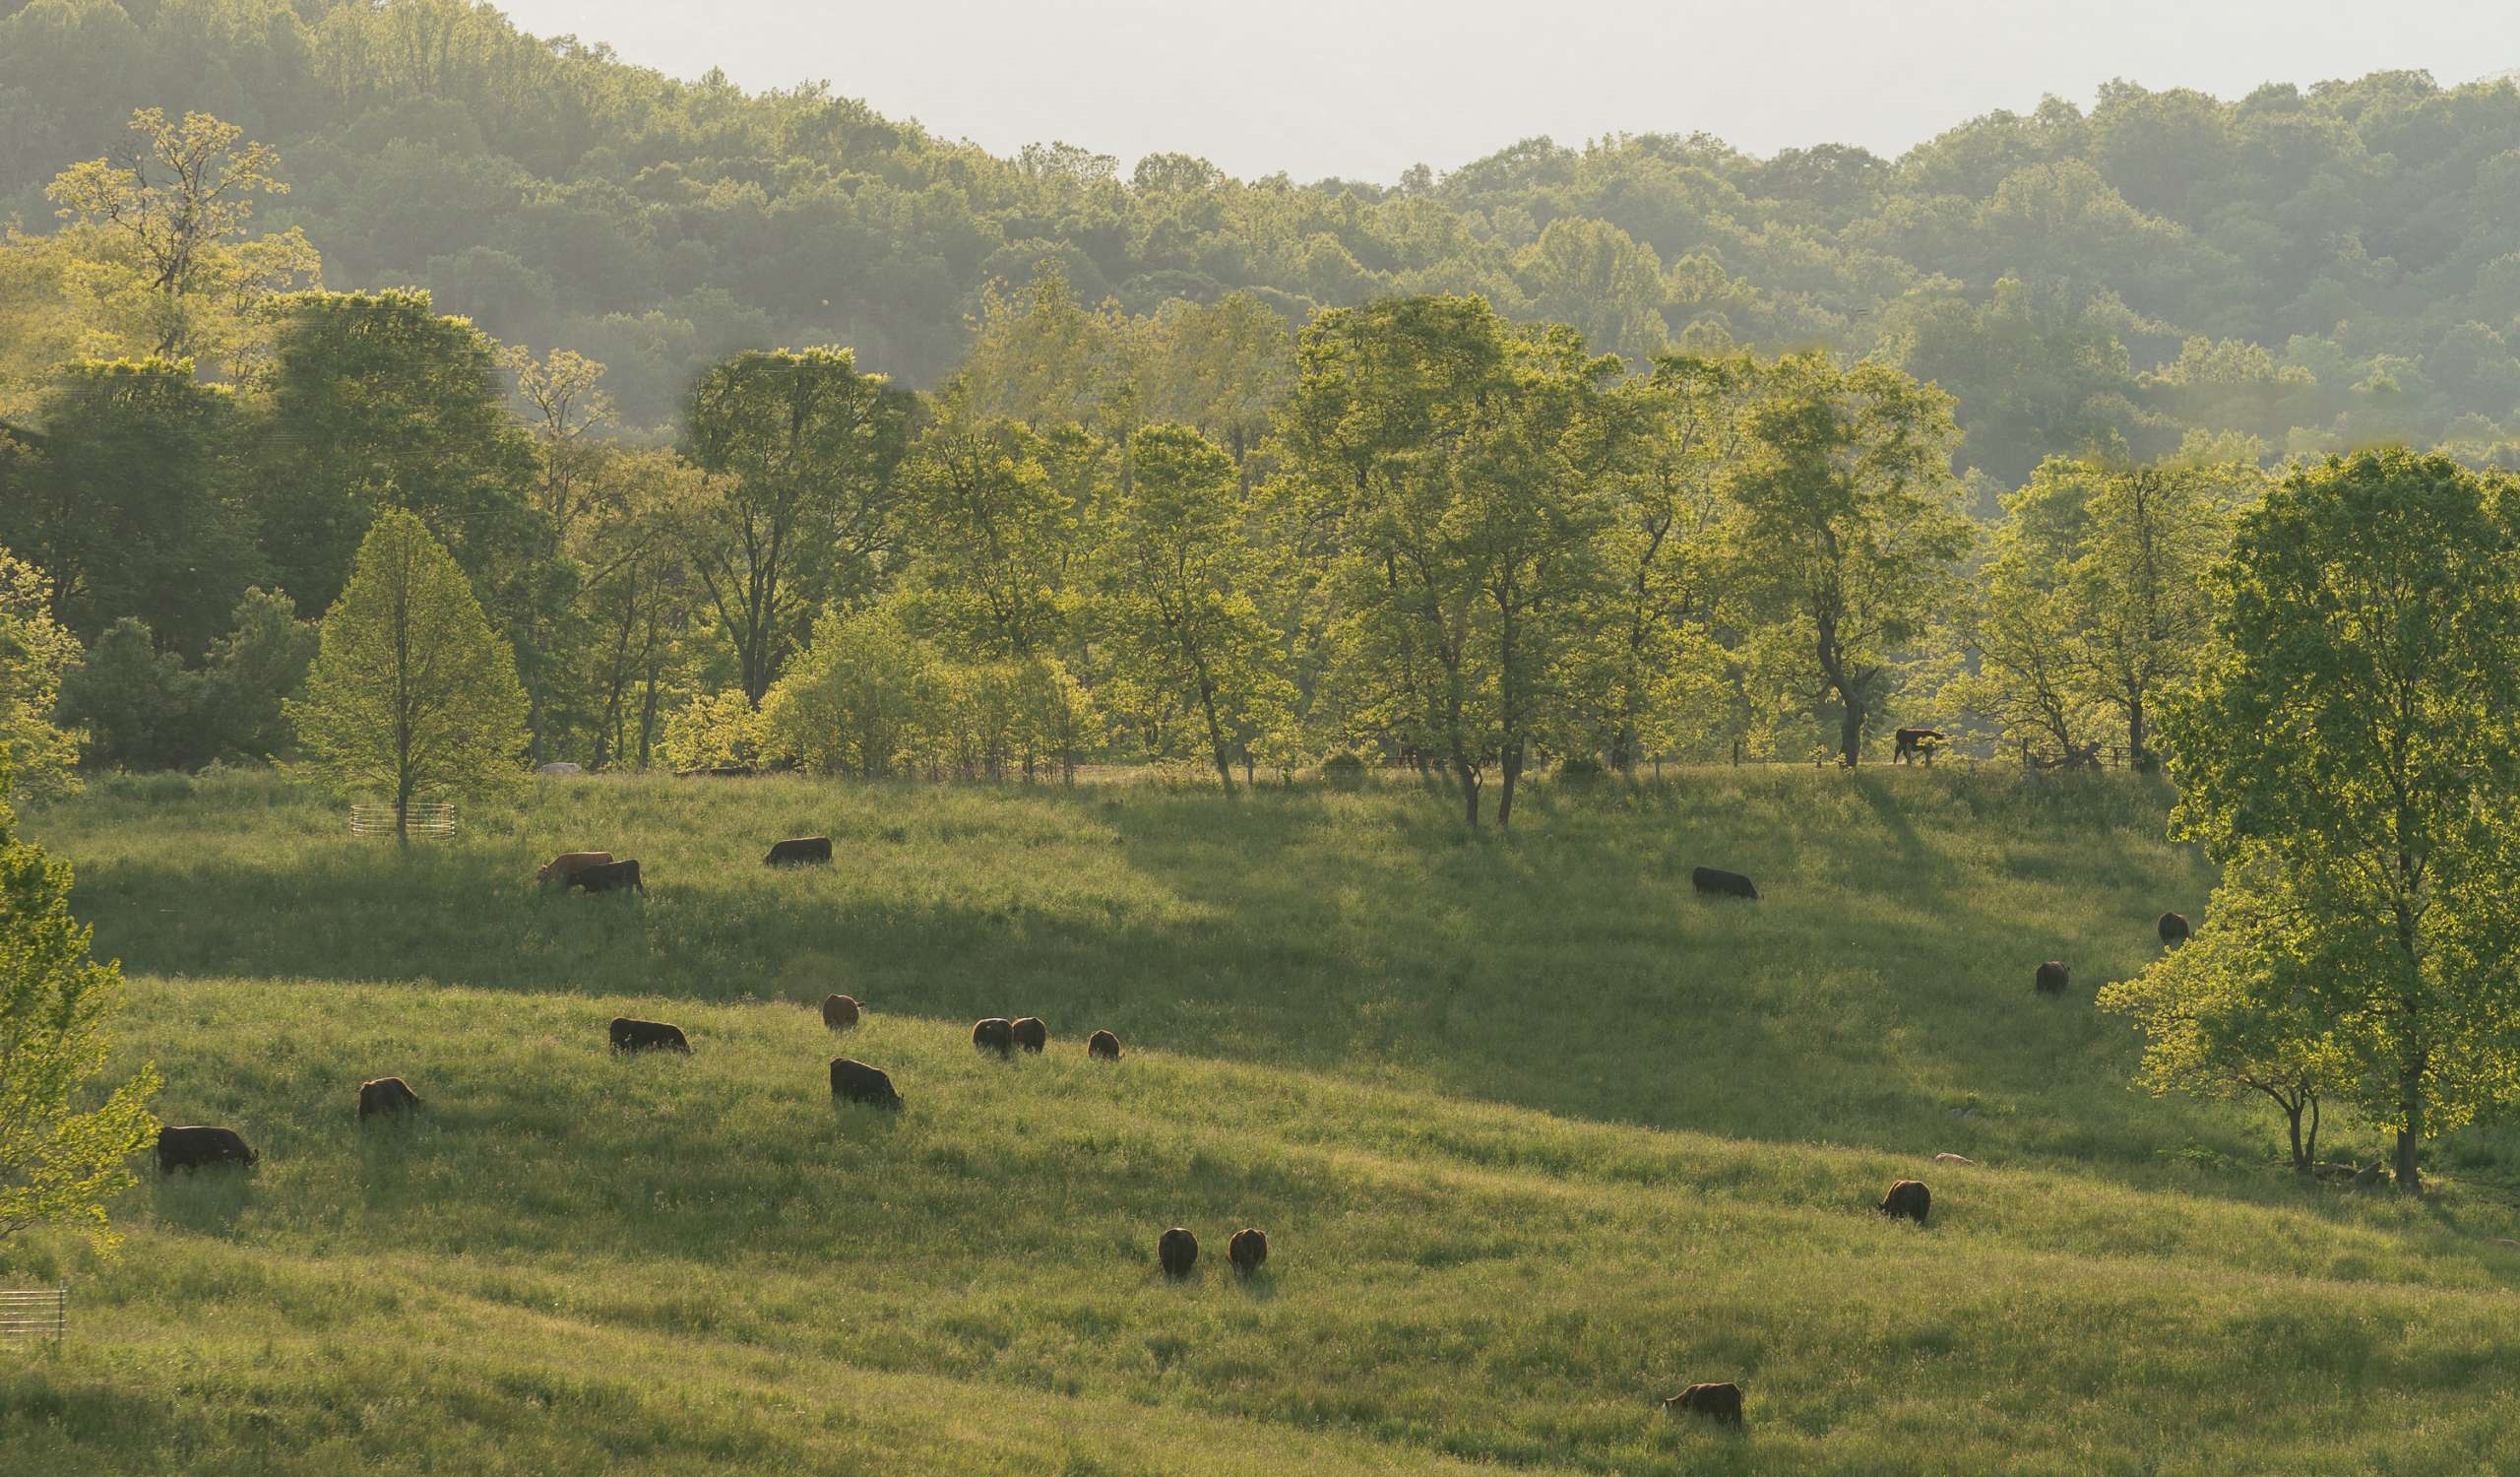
[62, 770, 2226, 1170]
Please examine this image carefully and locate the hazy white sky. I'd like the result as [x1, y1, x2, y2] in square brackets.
[500, 1, 2517, 181]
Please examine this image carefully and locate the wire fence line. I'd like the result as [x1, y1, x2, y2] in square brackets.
[0, 1284, 67, 1342]
[347, 802, 460, 839]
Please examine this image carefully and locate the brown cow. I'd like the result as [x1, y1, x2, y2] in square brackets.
[1879, 1179, 1931, 1225]
[1088, 1029, 1122, 1060]
[610, 1017, 689, 1054]
[973, 1018, 1015, 1056]
[1010, 1017, 1048, 1053]
[568, 860, 645, 895]
[1228, 1227, 1269, 1276]
[1158, 1227, 1199, 1279]
[157, 1125, 256, 1175]
[830, 1058, 904, 1110]
[2159, 912, 2191, 947]
[357, 1076, 421, 1120]
[536, 850, 613, 886]
[822, 994, 861, 1030]
[1662, 1381, 1744, 1426]
[2035, 960, 2070, 995]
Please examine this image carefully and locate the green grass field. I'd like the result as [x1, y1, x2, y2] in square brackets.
[4, 768, 2518, 1474]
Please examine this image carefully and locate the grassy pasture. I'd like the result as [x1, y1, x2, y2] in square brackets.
[4, 768, 2518, 1474]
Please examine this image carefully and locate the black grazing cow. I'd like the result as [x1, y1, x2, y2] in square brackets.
[1879, 1179, 1932, 1225]
[2159, 912, 2191, 947]
[764, 836, 834, 867]
[973, 1017, 1015, 1057]
[1228, 1227, 1270, 1276]
[1662, 1382, 1744, 1426]
[830, 1058, 904, 1110]
[1691, 867, 1759, 900]
[1158, 1227, 1199, 1279]
[157, 1125, 257, 1175]
[1088, 1029, 1122, 1060]
[610, 1017, 689, 1054]
[2035, 961, 2070, 996]
[1893, 728, 1946, 765]
[567, 859, 644, 895]
[1010, 1017, 1048, 1053]
[822, 994, 861, 1030]
[357, 1076, 421, 1120]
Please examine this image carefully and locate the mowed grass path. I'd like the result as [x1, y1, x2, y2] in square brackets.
[5, 770, 2518, 1474]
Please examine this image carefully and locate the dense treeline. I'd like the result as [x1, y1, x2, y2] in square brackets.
[11, 0, 2520, 481]
[0, 98, 2272, 825]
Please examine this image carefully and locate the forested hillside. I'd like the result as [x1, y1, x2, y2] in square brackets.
[11, 0, 2520, 476]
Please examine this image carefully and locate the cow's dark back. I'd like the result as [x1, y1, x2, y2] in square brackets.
[1228, 1227, 1269, 1275]
[765, 836, 834, 867]
[157, 1124, 256, 1175]
[2159, 911, 2191, 946]
[822, 994, 861, 1030]
[1692, 867, 1758, 900]
[830, 1058, 903, 1109]
[1158, 1227, 1198, 1279]
[1088, 1029, 1122, 1060]
[1663, 1381, 1744, 1425]
[568, 860, 644, 895]
[357, 1076, 421, 1120]
[2035, 961, 2070, 995]
[1879, 1178, 1931, 1225]
[610, 1016, 689, 1054]
[973, 1017, 1014, 1056]
[1010, 1016, 1048, 1053]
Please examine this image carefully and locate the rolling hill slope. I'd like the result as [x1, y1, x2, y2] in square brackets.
[5, 770, 2517, 1474]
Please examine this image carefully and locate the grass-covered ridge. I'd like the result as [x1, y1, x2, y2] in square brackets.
[6, 770, 2519, 1475]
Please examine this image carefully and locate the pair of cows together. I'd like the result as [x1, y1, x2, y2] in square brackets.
[1656, 1177, 1930, 1429]
[155, 1076, 420, 1174]
[1158, 1226, 1270, 1279]
[2033, 911, 2191, 996]
[605, 1011, 904, 1111]
[534, 836, 837, 896]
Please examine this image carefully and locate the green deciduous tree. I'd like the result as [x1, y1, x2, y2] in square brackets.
[0, 357, 259, 657]
[255, 290, 543, 616]
[2164, 449, 2520, 1194]
[287, 509, 529, 842]
[1093, 423, 1290, 792]
[1732, 353, 1971, 767]
[199, 587, 317, 763]
[44, 107, 316, 360]
[56, 616, 203, 772]
[0, 548, 82, 803]
[0, 771, 159, 1252]
[683, 347, 906, 704]
[2099, 863, 2349, 1171]
[761, 602, 933, 779]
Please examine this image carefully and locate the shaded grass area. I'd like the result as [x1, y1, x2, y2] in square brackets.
[9, 770, 2520, 1473]
[36, 768, 2231, 1172]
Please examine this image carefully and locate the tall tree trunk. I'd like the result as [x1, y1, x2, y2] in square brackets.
[2394, 1064, 2425, 1195]
[2127, 689, 2151, 773]
[1497, 741, 1522, 828]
